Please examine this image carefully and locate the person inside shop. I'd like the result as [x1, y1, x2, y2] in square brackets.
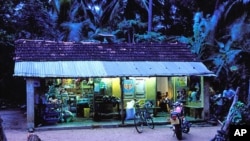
[209, 87, 217, 116]
[177, 89, 186, 104]
[164, 92, 171, 112]
[176, 90, 181, 100]
[180, 89, 187, 103]
[48, 95, 58, 104]
[159, 92, 167, 112]
[59, 88, 69, 105]
[189, 88, 198, 102]
[158, 92, 172, 112]
[58, 86, 75, 123]
[157, 91, 162, 104]
[212, 92, 225, 120]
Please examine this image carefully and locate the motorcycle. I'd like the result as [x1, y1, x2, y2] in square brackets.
[169, 101, 192, 140]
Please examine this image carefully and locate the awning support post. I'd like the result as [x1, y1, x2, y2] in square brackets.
[120, 77, 125, 125]
[26, 78, 35, 131]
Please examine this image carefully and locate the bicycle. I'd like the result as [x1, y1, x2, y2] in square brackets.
[133, 100, 155, 133]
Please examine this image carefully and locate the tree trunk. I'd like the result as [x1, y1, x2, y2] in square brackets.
[248, 79, 250, 107]
[148, 0, 152, 32]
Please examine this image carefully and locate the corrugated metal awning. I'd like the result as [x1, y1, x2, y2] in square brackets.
[14, 61, 215, 78]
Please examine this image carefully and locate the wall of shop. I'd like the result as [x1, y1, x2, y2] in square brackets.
[111, 78, 121, 98]
[122, 77, 156, 107]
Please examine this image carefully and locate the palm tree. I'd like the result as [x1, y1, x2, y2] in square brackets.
[148, 0, 153, 32]
[177, 0, 250, 103]
[48, 0, 129, 42]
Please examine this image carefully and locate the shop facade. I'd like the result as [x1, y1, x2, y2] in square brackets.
[14, 39, 214, 130]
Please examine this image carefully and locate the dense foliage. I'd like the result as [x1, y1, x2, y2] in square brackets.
[0, 0, 250, 117]
[230, 101, 250, 125]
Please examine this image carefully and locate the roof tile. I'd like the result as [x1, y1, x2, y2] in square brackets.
[14, 39, 199, 62]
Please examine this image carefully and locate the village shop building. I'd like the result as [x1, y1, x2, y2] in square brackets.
[13, 39, 214, 130]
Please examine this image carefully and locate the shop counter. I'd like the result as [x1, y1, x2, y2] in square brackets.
[42, 103, 60, 124]
[93, 102, 121, 121]
[76, 103, 89, 117]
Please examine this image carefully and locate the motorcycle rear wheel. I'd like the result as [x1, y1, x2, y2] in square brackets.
[175, 124, 182, 140]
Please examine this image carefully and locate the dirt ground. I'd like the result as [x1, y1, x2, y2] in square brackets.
[0, 110, 27, 130]
[5, 126, 220, 141]
[1, 109, 220, 141]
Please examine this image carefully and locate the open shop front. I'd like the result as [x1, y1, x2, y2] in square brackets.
[34, 77, 156, 125]
[14, 39, 215, 130]
[32, 75, 207, 127]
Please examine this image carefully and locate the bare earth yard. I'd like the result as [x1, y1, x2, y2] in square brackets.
[1, 109, 219, 141]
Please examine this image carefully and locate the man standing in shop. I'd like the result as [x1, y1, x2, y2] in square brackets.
[213, 93, 225, 120]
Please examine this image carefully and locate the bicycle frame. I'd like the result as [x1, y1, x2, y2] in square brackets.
[134, 100, 154, 133]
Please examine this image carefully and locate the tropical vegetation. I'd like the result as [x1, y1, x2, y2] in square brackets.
[0, 0, 250, 124]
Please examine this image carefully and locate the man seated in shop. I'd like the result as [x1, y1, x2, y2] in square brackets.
[59, 88, 69, 104]
[47, 95, 59, 104]
[159, 92, 169, 112]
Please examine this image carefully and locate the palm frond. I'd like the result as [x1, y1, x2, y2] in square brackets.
[225, 50, 242, 64]
[50, 0, 60, 14]
[100, 0, 119, 26]
[229, 13, 248, 42]
[135, 0, 149, 11]
[224, 0, 239, 22]
[79, 0, 89, 19]
[69, 0, 81, 21]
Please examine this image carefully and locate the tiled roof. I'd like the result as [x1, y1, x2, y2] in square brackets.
[14, 39, 199, 62]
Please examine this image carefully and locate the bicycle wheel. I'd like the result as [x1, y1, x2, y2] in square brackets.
[134, 112, 143, 133]
[145, 112, 154, 129]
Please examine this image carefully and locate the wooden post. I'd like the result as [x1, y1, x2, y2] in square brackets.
[248, 79, 250, 107]
[203, 78, 210, 120]
[120, 77, 125, 125]
[26, 78, 35, 131]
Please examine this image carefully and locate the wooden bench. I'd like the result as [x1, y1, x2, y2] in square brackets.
[184, 105, 203, 119]
[147, 106, 161, 117]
